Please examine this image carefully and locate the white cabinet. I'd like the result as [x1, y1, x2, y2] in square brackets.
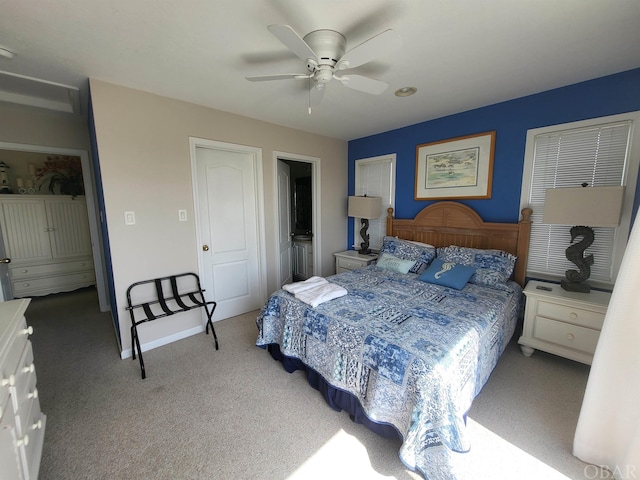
[518, 280, 611, 365]
[0, 298, 46, 480]
[292, 241, 313, 281]
[0, 195, 95, 297]
[333, 250, 377, 274]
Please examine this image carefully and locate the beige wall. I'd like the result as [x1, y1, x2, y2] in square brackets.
[0, 103, 90, 150]
[89, 79, 347, 354]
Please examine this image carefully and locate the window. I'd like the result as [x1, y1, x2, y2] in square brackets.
[354, 154, 396, 251]
[520, 112, 640, 287]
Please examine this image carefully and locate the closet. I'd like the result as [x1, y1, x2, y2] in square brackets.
[0, 195, 95, 297]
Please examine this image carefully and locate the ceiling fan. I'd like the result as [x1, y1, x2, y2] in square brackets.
[246, 24, 401, 110]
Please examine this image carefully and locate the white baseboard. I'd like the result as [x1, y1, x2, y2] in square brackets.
[120, 324, 205, 359]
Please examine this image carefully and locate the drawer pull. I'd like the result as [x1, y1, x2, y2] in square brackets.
[22, 269, 28, 273]
[16, 434, 29, 448]
[27, 388, 38, 399]
[22, 363, 35, 374]
[569, 312, 578, 320]
[1, 374, 15, 387]
[23, 283, 30, 287]
[566, 333, 575, 341]
[31, 419, 43, 431]
[20, 326, 34, 336]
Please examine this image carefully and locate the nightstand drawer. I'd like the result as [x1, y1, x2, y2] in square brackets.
[336, 257, 368, 270]
[536, 301, 605, 330]
[533, 316, 600, 354]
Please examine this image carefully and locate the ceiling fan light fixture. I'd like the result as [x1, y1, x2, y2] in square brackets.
[395, 86, 416, 97]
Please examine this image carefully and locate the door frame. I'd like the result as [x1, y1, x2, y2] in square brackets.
[276, 159, 293, 287]
[273, 151, 321, 286]
[0, 141, 108, 310]
[189, 137, 268, 312]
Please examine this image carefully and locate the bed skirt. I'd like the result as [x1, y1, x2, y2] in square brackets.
[264, 343, 402, 440]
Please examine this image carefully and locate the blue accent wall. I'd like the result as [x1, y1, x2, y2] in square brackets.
[348, 68, 640, 244]
[88, 93, 119, 340]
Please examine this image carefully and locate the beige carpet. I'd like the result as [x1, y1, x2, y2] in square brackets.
[25, 287, 602, 479]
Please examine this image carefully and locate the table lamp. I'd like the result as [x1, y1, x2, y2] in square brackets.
[348, 195, 382, 255]
[543, 185, 624, 292]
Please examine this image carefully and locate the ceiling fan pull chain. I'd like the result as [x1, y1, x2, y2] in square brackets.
[308, 77, 312, 115]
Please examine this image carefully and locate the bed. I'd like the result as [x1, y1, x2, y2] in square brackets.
[256, 202, 532, 479]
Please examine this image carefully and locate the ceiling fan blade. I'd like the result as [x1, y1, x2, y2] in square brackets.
[337, 74, 389, 95]
[267, 24, 317, 62]
[246, 73, 310, 82]
[336, 29, 402, 70]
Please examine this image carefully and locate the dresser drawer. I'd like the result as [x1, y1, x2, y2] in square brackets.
[0, 395, 22, 480]
[12, 270, 96, 296]
[14, 378, 40, 440]
[536, 301, 605, 330]
[533, 316, 600, 354]
[10, 259, 93, 279]
[21, 406, 45, 480]
[11, 342, 35, 416]
[0, 319, 29, 391]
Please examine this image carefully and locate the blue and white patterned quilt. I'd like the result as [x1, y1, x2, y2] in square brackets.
[256, 266, 521, 479]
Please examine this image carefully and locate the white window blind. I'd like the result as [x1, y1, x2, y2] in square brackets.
[523, 120, 632, 284]
[354, 154, 396, 251]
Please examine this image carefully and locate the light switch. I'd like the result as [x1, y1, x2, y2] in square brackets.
[178, 209, 187, 222]
[124, 211, 136, 225]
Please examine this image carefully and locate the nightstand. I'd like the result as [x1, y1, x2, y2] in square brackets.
[333, 250, 377, 273]
[518, 280, 611, 365]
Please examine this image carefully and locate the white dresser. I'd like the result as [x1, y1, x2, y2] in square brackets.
[0, 298, 46, 480]
[333, 250, 377, 274]
[519, 280, 611, 365]
[0, 195, 95, 297]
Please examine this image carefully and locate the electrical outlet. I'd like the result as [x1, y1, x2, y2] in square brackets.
[178, 209, 187, 222]
[124, 211, 136, 225]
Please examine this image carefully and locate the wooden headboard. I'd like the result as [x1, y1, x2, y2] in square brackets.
[386, 202, 533, 286]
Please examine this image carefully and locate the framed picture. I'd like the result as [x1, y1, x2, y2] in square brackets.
[415, 131, 496, 200]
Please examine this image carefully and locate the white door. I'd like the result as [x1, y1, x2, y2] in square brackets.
[195, 144, 262, 320]
[277, 160, 293, 286]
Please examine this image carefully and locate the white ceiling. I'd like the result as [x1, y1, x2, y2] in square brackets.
[1, 0, 639, 141]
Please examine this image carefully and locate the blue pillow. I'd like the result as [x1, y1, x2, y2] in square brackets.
[436, 245, 516, 289]
[375, 253, 415, 274]
[418, 258, 475, 290]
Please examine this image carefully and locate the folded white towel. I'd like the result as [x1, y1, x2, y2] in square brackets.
[295, 282, 348, 308]
[282, 276, 328, 295]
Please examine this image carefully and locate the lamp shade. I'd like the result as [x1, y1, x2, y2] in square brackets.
[543, 186, 624, 227]
[348, 196, 382, 219]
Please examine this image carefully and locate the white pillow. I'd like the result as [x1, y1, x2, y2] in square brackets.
[375, 253, 415, 274]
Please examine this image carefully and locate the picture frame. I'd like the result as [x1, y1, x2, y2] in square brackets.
[415, 131, 496, 200]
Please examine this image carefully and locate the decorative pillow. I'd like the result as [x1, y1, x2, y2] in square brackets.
[436, 245, 517, 289]
[375, 253, 416, 274]
[379, 236, 436, 274]
[418, 258, 475, 290]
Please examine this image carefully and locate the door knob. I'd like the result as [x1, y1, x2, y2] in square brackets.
[0, 258, 10, 264]
[202, 245, 209, 252]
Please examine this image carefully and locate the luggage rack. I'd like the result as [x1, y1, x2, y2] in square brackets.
[126, 272, 219, 379]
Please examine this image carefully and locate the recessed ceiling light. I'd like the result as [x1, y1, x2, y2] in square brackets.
[0, 47, 15, 60]
[395, 86, 417, 97]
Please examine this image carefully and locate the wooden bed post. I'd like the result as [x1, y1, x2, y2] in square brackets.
[386, 207, 394, 236]
[514, 207, 533, 286]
